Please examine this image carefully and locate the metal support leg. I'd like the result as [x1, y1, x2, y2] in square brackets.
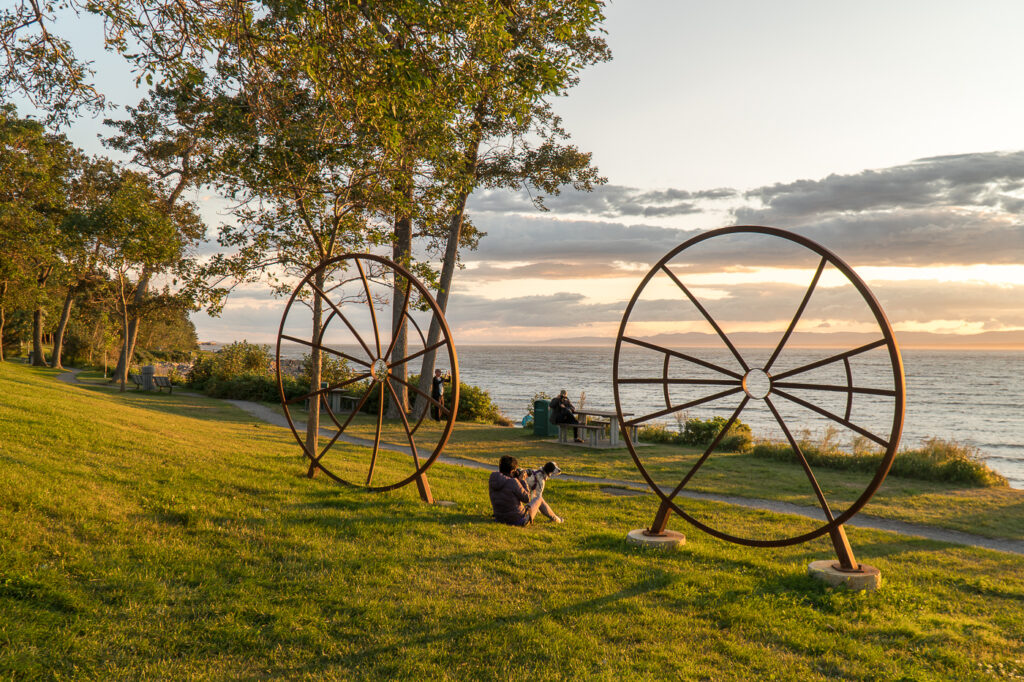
[645, 499, 673, 536]
[829, 524, 860, 572]
[416, 472, 433, 504]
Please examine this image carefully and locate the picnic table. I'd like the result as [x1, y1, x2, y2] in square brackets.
[575, 408, 638, 447]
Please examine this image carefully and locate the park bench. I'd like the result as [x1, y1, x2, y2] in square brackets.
[128, 373, 143, 390]
[557, 422, 604, 447]
[153, 375, 173, 394]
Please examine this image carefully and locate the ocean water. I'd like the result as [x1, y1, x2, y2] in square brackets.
[449, 345, 1024, 490]
[254, 341, 1021, 489]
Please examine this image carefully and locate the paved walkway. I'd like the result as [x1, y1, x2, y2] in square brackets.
[58, 368, 1024, 556]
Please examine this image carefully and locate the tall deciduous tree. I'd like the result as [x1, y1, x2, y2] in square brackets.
[91, 170, 197, 390]
[0, 105, 78, 365]
[103, 76, 213, 383]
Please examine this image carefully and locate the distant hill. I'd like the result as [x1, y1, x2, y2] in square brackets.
[536, 329, 1024, 350]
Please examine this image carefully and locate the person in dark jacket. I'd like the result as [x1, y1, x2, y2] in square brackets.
[431, 369, 451, 421]
[550, 389, 583, 443]
[489, 455, 562, 525]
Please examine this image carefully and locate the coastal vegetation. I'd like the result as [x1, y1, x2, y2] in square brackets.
[2, 361, 1023, 679]
[753, 434, 1008, 488]
[185, 340, 508, 424]
[637, 416, 1006, 488]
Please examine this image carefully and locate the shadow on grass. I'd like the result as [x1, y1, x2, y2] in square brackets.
[338, 569, 678, 669]
[71, 381, 264, 427]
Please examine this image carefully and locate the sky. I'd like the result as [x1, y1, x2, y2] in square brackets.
[39, 1, 1024, 347]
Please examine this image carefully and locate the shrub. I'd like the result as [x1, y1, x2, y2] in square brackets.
[299, 352, 352, 387]
[639, 416, 752, 452]
[185, 341, 309, 402]
[751, 435, 1007, 487]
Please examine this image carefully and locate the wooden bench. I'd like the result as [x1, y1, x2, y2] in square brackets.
[153, 375, 173, 393]
[557, 422, 603, 447]
[128, 373, 143, 390]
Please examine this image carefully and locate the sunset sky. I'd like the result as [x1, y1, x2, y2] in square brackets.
[41, 1, 1024, 347]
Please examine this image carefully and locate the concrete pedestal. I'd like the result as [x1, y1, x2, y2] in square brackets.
[808, 560, 882, 591]
[626, 528, 686, 549]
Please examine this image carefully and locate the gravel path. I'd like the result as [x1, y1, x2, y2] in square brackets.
[58, 370, 1024, 556]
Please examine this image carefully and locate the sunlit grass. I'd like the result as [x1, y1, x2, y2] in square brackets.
[3, 361, 1023, 680]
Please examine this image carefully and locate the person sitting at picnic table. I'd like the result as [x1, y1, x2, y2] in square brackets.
[488, 455, 562, 525]
[551, 389, 583, 443]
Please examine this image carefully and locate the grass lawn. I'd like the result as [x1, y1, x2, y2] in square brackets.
[2, 361, 1023, 680]
[275, 398, 1024, 542]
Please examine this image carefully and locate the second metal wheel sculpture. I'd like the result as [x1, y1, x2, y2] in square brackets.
[614, 226, 905, 573]
[276, 254, 459, 503]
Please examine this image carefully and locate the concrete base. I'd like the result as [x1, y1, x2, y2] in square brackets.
[626, 528, 686, 549]
[434, 500, 457, 507]
[808, 560, 882, 591]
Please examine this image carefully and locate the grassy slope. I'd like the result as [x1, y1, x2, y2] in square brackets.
[1, 362, 1022, 680]
[272, 399, 1024, 541]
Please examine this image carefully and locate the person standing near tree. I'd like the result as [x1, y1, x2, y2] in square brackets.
[431, 368, 451, 421]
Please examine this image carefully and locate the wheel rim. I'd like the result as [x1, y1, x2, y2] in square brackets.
[613, 226, 905, 547]
[276, 254, 459, 491]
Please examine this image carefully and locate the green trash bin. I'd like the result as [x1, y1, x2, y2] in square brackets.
[533, 399, 556, 437]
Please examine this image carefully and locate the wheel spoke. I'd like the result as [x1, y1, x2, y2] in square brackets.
[621, 336, 744, 379]
[384, 379, 421, 469]
[304, 279, 375, 362]
[764, 396, 836, 522]
[624, 387, 744, 427]
[389, 373, 451, 418]
[663, 396, 750, 503]
[284, 372, 372, 406]
[404, 307, 428, 348]
[770, 381, 895, 397]
[354, 258, 382, 357]
[311, 380, 378, 464]
[618, 378, 742, 387]
[772, 387, 890, 448]
[280, 334, 372, 369]
[771, 339, 888, 381]
[381, 274, 414, 369]
[366, 382, 385, 485]
[764, 256, 827, 374]
[660, 265, 749, 372]
[388, 338, 448, 370]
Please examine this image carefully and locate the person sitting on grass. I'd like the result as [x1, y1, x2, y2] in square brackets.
[489, 455, 562, 525]
[551, 389, 583, 443]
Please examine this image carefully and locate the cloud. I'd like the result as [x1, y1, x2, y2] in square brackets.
[470, 183, 736, 218]
[466, 151, 1024, 270]
[444, 291, 624, 328]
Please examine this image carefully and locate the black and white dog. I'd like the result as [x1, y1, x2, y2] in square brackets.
[519, 461, 562, 496]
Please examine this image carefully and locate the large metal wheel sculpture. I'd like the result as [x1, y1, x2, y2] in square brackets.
[276, 254, 459, 503]
[614, 226, 905, 571]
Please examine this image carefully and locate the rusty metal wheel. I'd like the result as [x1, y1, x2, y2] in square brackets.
[613, 226, 905, 547]
[275, 254, 458, 493]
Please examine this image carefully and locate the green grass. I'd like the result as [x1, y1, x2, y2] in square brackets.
[2, 361, 1024, 680]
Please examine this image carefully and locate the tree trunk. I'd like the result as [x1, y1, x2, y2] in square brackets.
[0, 281, 6, 363]
[386, 208, 412, 420]
[305, 269, 325, 477]
[112, 267, 151, 383]
[50, 287, 75, 369]
[31, 307, 47, 366]
[413, 139, 481, 418]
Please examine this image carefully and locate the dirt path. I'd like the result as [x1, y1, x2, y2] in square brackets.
[59, 369, 1024, 556]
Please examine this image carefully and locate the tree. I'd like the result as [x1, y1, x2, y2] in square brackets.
[409, 0, 610, 416]
[91, 170, 198, 390]
[103, 76, 213, 383]
[0, 105, 78, 366]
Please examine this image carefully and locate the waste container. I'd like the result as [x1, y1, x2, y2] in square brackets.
[533, 399, 557, 437]
[141, 365, 155, 391]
